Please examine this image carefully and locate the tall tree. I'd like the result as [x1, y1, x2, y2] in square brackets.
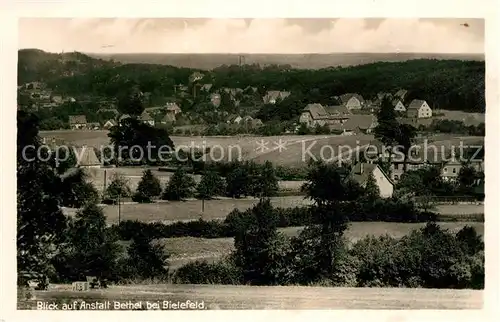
[394, 123, 417, 172]
[374, 96, 398, 147]
[300, 161, 360, 280]
[122, 233, 169, 280]
[162, 167, 195, 201]
[233, 199, 289, 285]
[254, 161, 279, 198]
[196, 171, 225, 200]
[364, 172, 381, 201]
[225, 166, 251, 198]
[117, 84, 145, 116]
[134, 169, 162, 202]
[105, 173, 132, 200]
[55, 203, 122, 282]
[17, 111, 68, 285]
[458, 164, 477, 194]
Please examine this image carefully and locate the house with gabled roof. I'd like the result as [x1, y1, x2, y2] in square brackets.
[325, 105, 352, 116]
[338, 93, 365, 110]
[103, 119, 117, 129]
[139, 110, 155, 126]
[407, 99, 432, 118]
[69, 115, 87, 130]
[165, 102, 182, 115]
[393, 99, 406, 112]
[299, 103, 351, 129]
[350, 162, 394, 198]
[161, 112, 176, 125]
[343, 114, 378, 135]
[394, 89, 409, 101]
[73, 145, 101, 168]
[244, 86, 258, 94]
[263, 90, 291, 104]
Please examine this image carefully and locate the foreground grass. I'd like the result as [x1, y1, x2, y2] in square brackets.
[18, 284, 483, 309]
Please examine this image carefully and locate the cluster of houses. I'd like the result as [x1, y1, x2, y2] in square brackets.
[68, 102, 183, 130]
[18, 81, 76, 110]
[348, 147, 484, 199]
[298, 90, 434, 134]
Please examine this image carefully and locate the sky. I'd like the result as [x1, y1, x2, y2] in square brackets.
[18, 18, 484, 54]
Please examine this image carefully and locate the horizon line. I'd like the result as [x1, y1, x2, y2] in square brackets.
[18, 48, 486, 57]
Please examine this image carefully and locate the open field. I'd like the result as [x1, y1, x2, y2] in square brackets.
[19, 283, 483, 309]
[63, 196, 312, 224]
[434, 110, 485, 126]
[62, 197, 484, 225]
[85, 167, 304, 192]
[252, 135, 485, 166]
[161, 221, 484, 268]
[40, 130, 484, 168]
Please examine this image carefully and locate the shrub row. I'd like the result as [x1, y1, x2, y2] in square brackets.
[111, 199, 438, 241]
[172, 223, 484, 290]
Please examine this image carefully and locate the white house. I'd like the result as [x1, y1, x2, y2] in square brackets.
[407, 99, 432, 118]
[393, 99, 406, 112]
[350, 163, 394, 198]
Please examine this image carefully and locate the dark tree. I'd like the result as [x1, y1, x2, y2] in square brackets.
[105, 173, 132, 200]
[17, 111, 68, 285]
[233, 199, 290, 285]
[225, 165, 251, 198]
[458, 164, 477, 194]
[196, 171, 225, 200]
[374, 97, 399, 146]
[117, 84, 145, 116]
[162, 167, 195, 201]
[134, 169, 162, 202]
[122, 233, 169, 280]
[55, 203, 122, 282]
[254, 161, 279, 198]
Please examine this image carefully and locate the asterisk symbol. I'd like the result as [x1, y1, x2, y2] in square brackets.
[255, 139, 270, 153]
[273, 139, 287, 153]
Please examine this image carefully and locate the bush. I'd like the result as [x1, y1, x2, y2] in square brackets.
[173, 256, 243, 285]
[349, 223, 485, 289]
[131, 192, 153, 203]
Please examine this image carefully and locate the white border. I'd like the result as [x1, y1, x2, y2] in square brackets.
[1, 1, 499, 321]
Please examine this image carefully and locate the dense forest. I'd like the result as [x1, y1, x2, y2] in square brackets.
[18, 49, 485, 113]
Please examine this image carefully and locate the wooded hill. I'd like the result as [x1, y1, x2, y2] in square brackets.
[18, 49, 485, 113]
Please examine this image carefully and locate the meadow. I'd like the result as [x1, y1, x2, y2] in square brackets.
[40, 129, 484, 168]
[19, 283, 483, 309]
[61, 195, 484, 225]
